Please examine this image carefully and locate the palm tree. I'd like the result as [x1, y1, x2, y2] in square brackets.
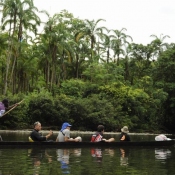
[84, 19, 109, 62]
[36, 11, 76, 90]
[0, 31, 8, 94]
[110, 28, 133, 65]
[72, 27, 89, 78]
[0, 0, 18, 95]
[150, 34, 170, 58]
[123, 44, 132, 81]
[1, 0, 40, 94]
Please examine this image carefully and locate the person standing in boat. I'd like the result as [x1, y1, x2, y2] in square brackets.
[29, 121, 53, 142]
[56, 122, 82, 142]
[119, 126, 131, 141]
[0, 99, 19, 117]
[91, 125, 115, 142]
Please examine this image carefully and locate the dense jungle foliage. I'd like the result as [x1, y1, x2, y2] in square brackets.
[0, 0, 175, 132]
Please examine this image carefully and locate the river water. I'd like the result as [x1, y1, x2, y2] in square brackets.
[0, 131, 175, 175]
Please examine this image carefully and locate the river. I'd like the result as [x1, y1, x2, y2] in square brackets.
[0, 131, 174, 175]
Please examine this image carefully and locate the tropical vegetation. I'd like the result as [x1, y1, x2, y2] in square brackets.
[0, 0, 175, 133]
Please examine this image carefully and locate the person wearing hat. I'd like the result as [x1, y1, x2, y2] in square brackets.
[91, 125, 115, 142]
[56, 122, 82, 142]
[119, 126, 131, 141]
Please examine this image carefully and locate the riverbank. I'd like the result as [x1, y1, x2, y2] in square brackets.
[0, 130, 172, 135]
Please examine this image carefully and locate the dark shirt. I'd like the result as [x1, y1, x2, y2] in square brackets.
[30, 129, 47, 142]
[119, 132, 131, 141]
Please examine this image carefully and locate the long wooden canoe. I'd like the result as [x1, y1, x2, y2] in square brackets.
[0, 140, 174, 148]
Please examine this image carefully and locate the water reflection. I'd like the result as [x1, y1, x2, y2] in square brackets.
[0, 146, 174, 175]
[28, 148, 52, 175]
[155, 148, 171, 162]
[28, 149, 42, 175]
[120, 148, 129, 166]
[56, 148, 82, 174]
[57, 149, 70, 174]
[91, 148, 103, 163]
[104, 148, 115, 157]
[91, 148, 115, 165]
[73, 148, 82, 158]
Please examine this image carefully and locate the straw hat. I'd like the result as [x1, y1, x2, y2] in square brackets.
[121, 126, 129, 133]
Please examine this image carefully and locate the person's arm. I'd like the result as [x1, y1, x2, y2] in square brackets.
[31, 130, 52, 141]
[7, 103, 18, 110]
[6, 100, 23, 110]
[64, 130, 79, 142]
[119, 133, 125, 141]
[45, 130, 53, 140]
[30, 130, 46, 141]
[64, 136, 79, 142]
[35, 133, 46, 141]
[120, 135, 126, 141]
[104, 138, 115, 142]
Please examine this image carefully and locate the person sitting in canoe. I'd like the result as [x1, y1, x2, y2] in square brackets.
[91, 125, 115, 142]
[56, 122, 82, 142]
[155, 134, 172, 141]
[29, 121, 53, 142]
[119, 126, 131, 141]
[0, 99, 19, 117]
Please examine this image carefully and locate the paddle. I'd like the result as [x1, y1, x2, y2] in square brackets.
[1, 99, 24, 117]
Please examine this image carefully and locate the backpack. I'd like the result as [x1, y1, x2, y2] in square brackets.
[91, 133, 103, 142]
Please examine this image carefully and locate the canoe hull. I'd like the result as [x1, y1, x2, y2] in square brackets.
[0, 141, 174, 148]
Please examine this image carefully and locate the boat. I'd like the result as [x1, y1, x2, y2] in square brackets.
[0, 140, 174, 148]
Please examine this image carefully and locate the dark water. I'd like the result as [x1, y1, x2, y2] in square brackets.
[0, 132, 175, 175]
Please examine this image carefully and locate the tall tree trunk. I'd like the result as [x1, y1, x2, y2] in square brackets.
[4, 42, 12, 95]
[107, 47, 109, 63]
[4, 20, 13, 95]
[117, 53, 120, 66]
[75, 53, 79, 78]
